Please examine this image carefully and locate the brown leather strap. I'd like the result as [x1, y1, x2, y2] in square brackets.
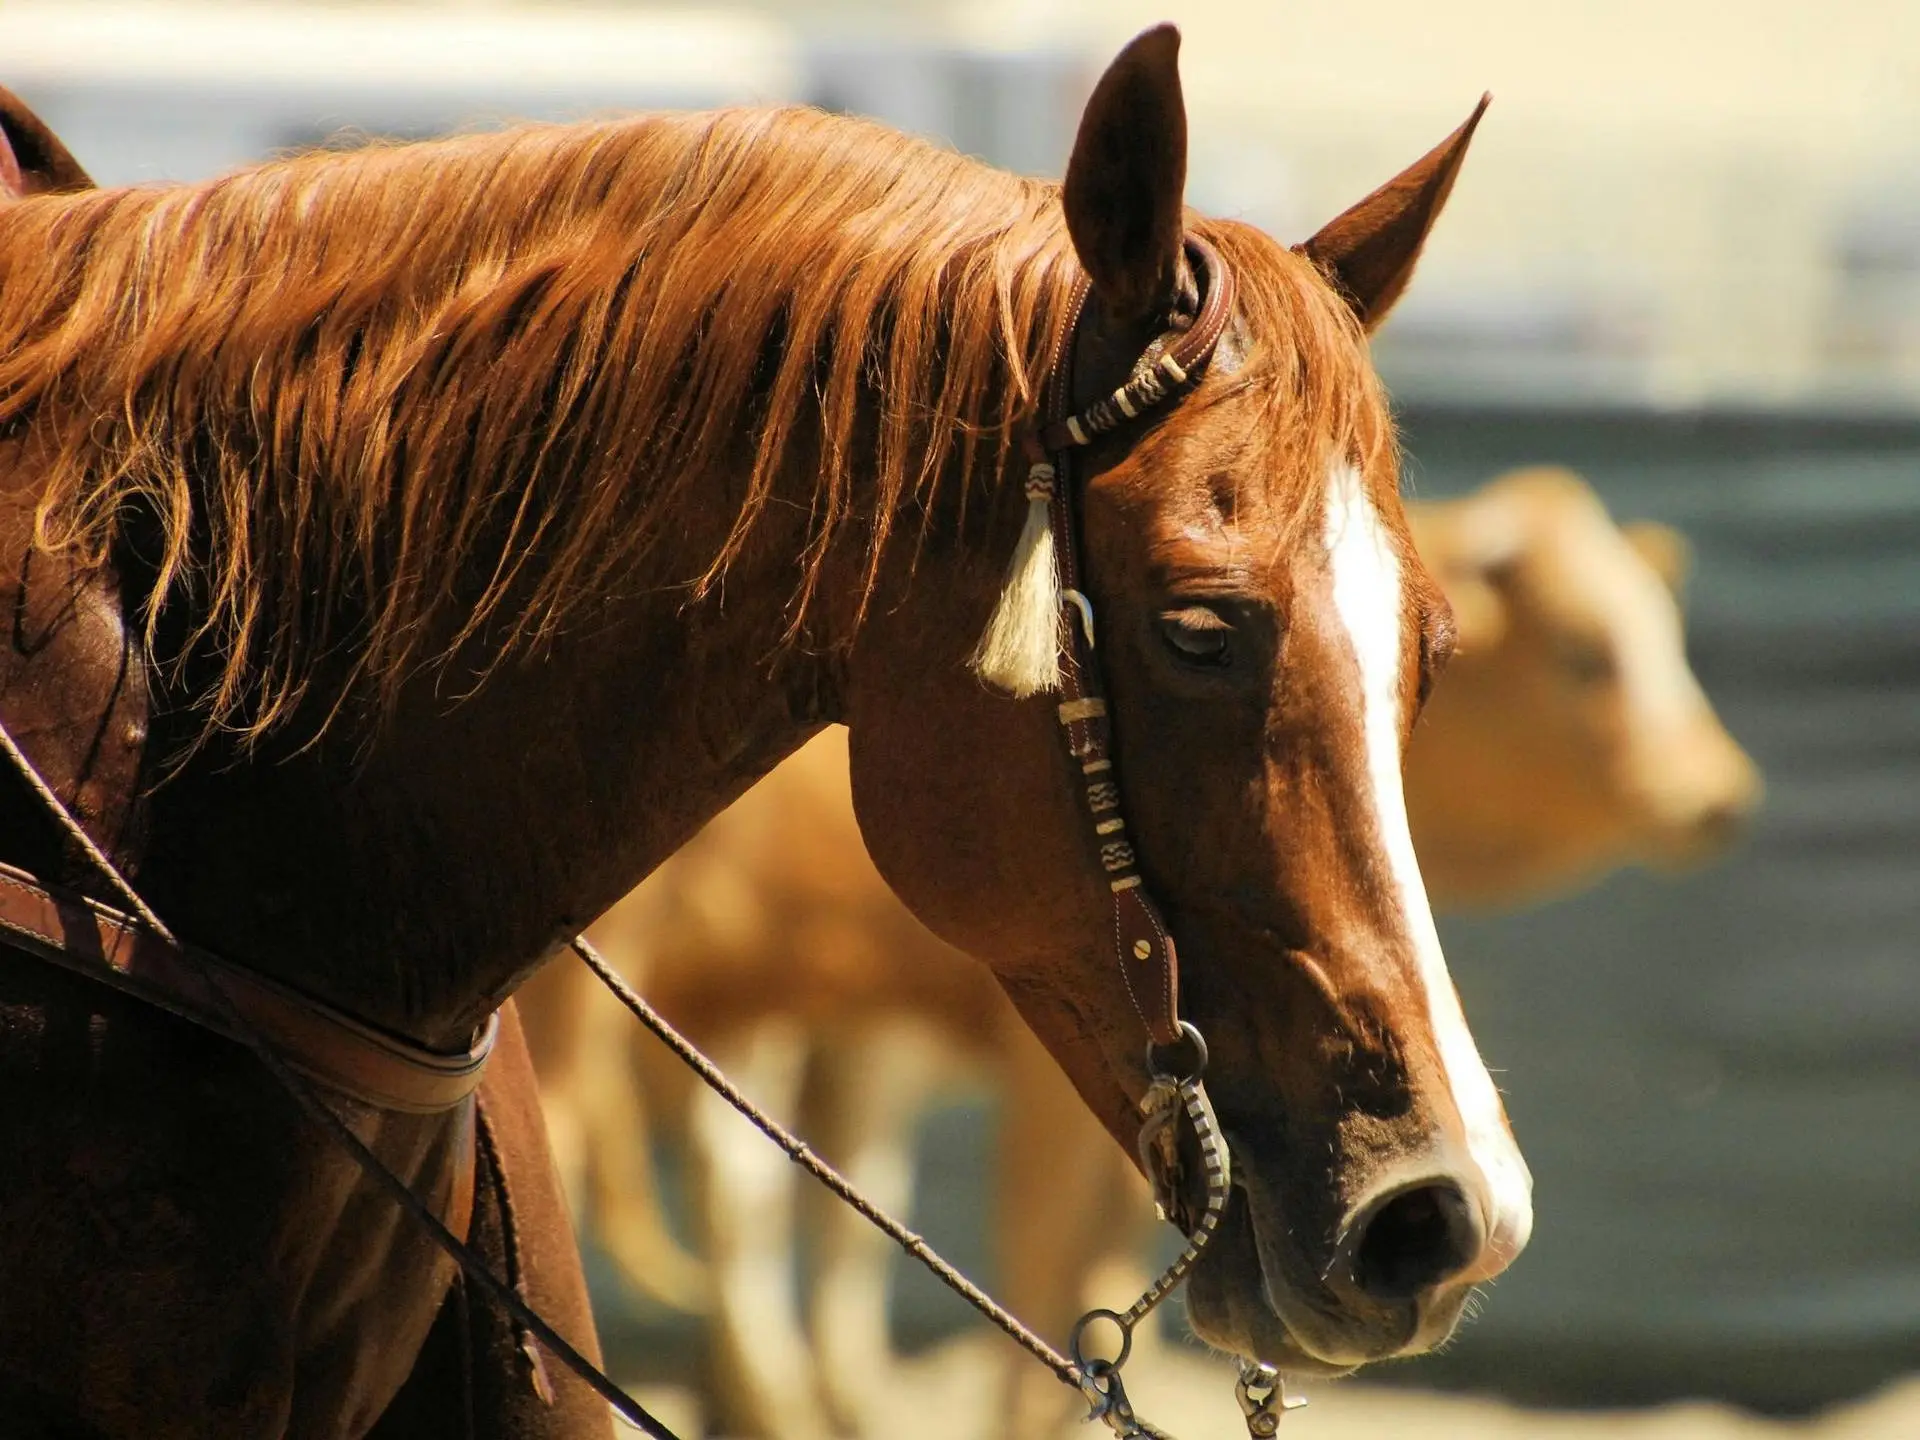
[1038, 237, 1236, 1055]
[0, 859, 496, 1113]
[1037, 236, 1237, 455]
[0, 728, 675, 1434]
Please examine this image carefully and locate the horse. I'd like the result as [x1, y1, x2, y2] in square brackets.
[520, 468, 1761, 1437]
[0, 25, 1529, 1437]
[0, 85, 612, 1440]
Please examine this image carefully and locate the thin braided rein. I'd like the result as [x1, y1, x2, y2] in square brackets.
[569, 934, 1087, 1388]
[570, 939, 1259, 1440]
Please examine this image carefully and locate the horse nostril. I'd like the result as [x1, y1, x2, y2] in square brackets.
[1350, 1182, 1481, 1302]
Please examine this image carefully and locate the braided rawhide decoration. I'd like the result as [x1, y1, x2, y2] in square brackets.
[978, 235, 1296, 1436]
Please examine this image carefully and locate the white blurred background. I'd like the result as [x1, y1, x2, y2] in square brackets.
[14, 1, 1920, 409]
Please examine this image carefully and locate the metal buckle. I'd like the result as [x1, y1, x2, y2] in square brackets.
[1072, 1311, 1146, 1437]
[1077, 1357, 1178, 1439]
[1235, 1362, 1307, 1437]
[1062, 587, 1096, 648]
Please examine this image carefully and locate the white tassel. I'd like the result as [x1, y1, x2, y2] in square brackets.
[969, 463, 1064, 697]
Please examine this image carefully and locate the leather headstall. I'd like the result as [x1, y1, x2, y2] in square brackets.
[1031, 234, 1236, 1061]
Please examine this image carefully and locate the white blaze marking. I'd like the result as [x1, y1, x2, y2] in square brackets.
[1323, 462, 1534, 1265]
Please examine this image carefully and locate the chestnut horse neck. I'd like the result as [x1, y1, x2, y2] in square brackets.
[0, 109, 1088, 1039]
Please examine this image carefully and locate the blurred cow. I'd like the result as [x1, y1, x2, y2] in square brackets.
[520, 466, 1761, 1440]
[1406, 465, 1760, 906]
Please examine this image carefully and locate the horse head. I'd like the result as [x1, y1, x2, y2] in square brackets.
[845, 27, 1531, 1375]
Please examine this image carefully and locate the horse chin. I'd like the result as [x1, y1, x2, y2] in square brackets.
[1182, 1188, 1361, 1380]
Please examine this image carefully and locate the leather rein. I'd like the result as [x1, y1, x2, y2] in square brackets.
[0, 232, 1298, 1439]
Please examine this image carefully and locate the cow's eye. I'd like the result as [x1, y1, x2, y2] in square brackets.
[1558, 636, 1617, 685]
[1159, 606, 1234, 668]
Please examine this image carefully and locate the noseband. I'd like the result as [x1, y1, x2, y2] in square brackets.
[0, 233, 1299, 1439]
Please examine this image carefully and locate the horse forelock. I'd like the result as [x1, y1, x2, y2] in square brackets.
[1201, 220, 1399, 524]
[968, 220, 1400, 696]
[0, 107, 1084, 742]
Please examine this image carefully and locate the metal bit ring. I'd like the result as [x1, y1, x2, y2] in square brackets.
[1068, 1306, 1134, 1374]
[1146, 1019, 1208, 1083]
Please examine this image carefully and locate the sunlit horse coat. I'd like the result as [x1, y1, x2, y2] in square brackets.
[0, 25, 1531, 1435]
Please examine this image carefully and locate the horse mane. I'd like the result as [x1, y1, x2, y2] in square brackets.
[0, 105, 1389, 743]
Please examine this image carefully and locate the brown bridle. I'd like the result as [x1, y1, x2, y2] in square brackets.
[1033, 233, 1237, 1059]
[1020, 236, 1306, 1437]
[0, 232, 1298, 1438]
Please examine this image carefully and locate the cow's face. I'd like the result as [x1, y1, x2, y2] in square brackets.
[1404, 467, 1761, 909]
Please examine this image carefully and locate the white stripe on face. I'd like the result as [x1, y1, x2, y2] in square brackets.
[1323, 461, 1534, 1268]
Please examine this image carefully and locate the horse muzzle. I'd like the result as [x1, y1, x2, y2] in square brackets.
[1186, 1151, 1522, 1375]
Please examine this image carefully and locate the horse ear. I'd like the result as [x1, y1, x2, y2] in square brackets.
[1062, 25, 1188, 320]
[1622, 520, 1692, 600]
[0, 131, 22, 203]
[0, 86, 94, 200]
[1299, 95, 1490, 332]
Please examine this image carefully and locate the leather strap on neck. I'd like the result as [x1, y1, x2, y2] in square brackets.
[0, 859, 496, 1113]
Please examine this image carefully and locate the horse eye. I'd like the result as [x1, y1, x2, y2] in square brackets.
[1159, 606, 1234, 668]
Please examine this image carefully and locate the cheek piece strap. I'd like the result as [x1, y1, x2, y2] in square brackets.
[1027, 238, 1300, 1434]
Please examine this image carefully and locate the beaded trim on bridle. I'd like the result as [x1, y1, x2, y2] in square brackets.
[1049, 342, 1197, 449]
[992, 237, 1297, 1437]
[1005, 234, 1237, 1051]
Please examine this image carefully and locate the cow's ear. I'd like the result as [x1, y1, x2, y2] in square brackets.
[1442, 571, 1509, 652]
[1623, 520, 1691, 600]
[1410, 499, 1521, 653]
[1299, 95, 1488, 332]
